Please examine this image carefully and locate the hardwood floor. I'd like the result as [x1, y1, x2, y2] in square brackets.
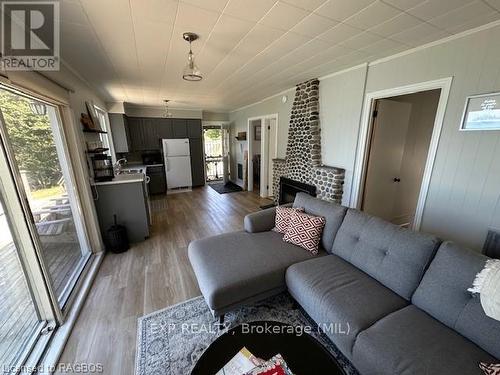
[57, 186, 270, 374]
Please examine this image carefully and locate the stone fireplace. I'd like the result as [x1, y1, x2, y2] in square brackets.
[273, 78, 345, 204]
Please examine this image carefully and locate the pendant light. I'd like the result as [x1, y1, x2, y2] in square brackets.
[164, 100, 173, 118]
[182, 32, 202, 81]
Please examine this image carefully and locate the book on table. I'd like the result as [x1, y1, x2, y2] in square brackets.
[217, 348, 293, 375]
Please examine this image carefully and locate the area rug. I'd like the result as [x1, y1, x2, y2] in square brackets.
[208, 181, 243, 194]
[136, 293, 359, 375]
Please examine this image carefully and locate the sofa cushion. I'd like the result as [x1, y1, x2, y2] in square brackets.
[412, 241, 500, 359]
[292, 193, 347, 252]
[273, 206, 304, 234]
[353, 305, 497, 375]
[188, 231, 323, 313]
[332, 209, 441, 300]
[283, 211, 326, 254]
[285, 255, 408, 358]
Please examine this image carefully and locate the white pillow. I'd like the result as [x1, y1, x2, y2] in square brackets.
[468, 259, 500, 321]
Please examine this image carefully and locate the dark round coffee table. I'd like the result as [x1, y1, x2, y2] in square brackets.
[191, 321, 345, 374]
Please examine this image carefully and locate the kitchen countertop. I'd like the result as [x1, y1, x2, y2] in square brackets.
[94, 173, 145, 186]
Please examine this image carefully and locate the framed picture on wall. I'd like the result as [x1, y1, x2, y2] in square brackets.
[254, 125, 261, 141]
[460, 92, 500, 131]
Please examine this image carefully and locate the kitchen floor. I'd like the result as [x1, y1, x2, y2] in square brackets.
[57, 186, 271, 374]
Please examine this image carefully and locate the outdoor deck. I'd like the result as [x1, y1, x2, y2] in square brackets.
[0, 238, 82, 369]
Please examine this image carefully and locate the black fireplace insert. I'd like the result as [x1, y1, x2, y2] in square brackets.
[279, 177, 316, 205]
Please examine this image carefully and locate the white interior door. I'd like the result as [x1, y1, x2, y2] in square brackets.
[362, 99, 412, 221]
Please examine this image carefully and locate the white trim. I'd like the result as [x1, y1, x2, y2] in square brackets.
[318, 63, 368, 81]
[202, 120, 230, 127]
[351, 77, 453, 230]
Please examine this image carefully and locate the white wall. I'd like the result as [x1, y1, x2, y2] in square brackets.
[229, 23, 500, 251]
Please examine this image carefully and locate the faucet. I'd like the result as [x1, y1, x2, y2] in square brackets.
[115, 158, 127, 174]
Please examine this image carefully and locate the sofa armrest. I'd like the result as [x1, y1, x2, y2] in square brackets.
[244, 207, 277, 233]
[244, 203, 293, 233]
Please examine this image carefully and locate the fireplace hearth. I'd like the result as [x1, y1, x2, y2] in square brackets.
[279, 177, 316, 205]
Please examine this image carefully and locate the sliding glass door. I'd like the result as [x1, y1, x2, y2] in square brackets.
[0, 86, 91, 307]
[0, 198, 44, 371]
[0, 83, 93, 371]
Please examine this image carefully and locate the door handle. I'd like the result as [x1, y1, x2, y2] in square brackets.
[393, 178, 401, 183]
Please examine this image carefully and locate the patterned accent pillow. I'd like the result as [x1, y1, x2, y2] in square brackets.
[480, 362, 500, 375]
[283, 211, 326, 255]
[273, 206, 304, 234]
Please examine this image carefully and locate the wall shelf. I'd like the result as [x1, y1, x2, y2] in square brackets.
[83, 128, 107, 134]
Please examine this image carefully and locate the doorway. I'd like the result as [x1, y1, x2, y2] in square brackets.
[203, 123, 231, 184]
[247, 114, 278, 198]
[353, 78, 452, 229]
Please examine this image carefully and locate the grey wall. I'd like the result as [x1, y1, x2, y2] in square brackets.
[229, 24, 500, 251]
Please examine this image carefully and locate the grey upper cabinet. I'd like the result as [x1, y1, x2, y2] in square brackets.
[155, 118, 173, 140]
[187, 119, 202, 139]
[142, 118, 158, 150]
[189, 138, 205, 187]
[172, 119, 188, 138]
[128, 117, 145, 151]
[109, 113, 130, 153]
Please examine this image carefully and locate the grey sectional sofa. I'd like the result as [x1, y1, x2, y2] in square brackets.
[188, 193, 500, 374]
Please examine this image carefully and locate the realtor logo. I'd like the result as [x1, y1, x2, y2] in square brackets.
[1, 1, 60, 71]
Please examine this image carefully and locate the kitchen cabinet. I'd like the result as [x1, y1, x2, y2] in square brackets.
[189, 138, 205, 187]
[109, 113, 131, 153]
[142, 118, 159, 150]
[155, 118, 173, 140]
[128, 117, 145, 151]
[187, 119, 202, 138]
[172, 119, 188, 138]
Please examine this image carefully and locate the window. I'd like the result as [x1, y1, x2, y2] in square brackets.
[94, 106, 116, 163]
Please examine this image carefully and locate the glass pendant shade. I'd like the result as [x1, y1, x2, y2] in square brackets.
[183, 50, 202, 81]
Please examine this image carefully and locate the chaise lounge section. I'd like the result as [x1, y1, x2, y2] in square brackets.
[188, 193, 500, 374]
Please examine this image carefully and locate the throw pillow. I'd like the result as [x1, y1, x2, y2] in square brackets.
[283, 211, 326, 255]
[468, 259, 500, 321]
[273, 206, 304, 234]
[479, 362, 500, 375]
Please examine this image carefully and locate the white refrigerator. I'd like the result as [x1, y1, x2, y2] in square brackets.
[162, 138, 192, 189]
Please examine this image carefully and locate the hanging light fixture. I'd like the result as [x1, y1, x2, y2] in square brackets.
[29, 100, 47, 115]
[163, 100, 173, 118]
[182, 32, 202, 81]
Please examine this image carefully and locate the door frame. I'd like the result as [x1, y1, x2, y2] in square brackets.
[247, 113, 278, 196]
[351, 77, 453, 230]
[202, 121, 230, 183]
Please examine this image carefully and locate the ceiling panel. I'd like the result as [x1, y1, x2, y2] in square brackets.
[259, 2, 310, 31]
[224, 0, 277, 22]
[59, 0, 500, 111]
[315, 0, 376, 22]
[290, 13, 338, 38]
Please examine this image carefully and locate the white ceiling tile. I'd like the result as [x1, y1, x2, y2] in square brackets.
[317, 23, 362, 44]
[130, 0, 178, 23]
[407, 0, 474, 21]
[175, 2, 221, 32]
[427, 1, 496, 31]
[180, 0, 229, 13]
[232, 24, 285, 59]
[259, 2, 310, 31]
[290, 13, 338, 38]
[315, 0, 376, 22]
[338, 32, 382, 50]
[281, 0, 328, 11]
[445, 12, 500, 34]
[359, 37, 406, 55]
[368, 13, 421, 37]
[391, 22, 450, 46]
[224, 0, 277, 22]
[485, 0, 500, 11]
[381, 0, 425, 11]
[204, 15, 254, 54]
[345, 1, 401, 30]
[61, 1, 88, 26]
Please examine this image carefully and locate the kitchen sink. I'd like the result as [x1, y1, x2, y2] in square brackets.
[118, 169, 143, 175]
